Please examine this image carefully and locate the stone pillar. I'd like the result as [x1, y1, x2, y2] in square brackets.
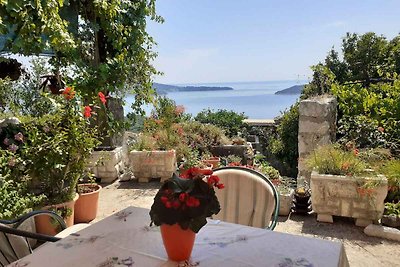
[298, 96, 337, 182]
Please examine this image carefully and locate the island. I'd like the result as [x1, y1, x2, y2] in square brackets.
[153, 82, 233, 95]
[274, 84, 305, 95]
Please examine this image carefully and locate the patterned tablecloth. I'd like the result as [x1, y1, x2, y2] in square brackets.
[11, 206, 349, 267]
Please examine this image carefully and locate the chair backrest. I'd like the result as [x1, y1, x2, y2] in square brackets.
[0, 224, 31, 267]
[0, 210, 65, 266]
[212, 166, 279, 230]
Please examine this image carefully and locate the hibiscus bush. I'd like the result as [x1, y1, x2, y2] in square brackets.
[0, 87, 102, 208]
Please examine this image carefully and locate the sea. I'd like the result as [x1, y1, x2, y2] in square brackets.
[124, 80, 307, 119]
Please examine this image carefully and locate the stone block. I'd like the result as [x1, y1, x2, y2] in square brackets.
[317, 214, 333, 223]
[279, 189, 294, 216]
[298, 120, 331, 134]
[299, 96, 337, 118]
[364, 224, 400, 241]
[129, 150, 176, 182]
[87, 147, 123, 182]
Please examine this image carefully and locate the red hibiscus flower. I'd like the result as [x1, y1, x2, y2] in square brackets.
[84, 106, 92, 118]
[62, 87, 75, 100]
[98, 92, 107, 105]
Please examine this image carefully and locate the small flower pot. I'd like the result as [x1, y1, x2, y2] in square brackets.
[74, 184, 102, 223]
[160, 224, 195, 262]
[202, 157, 220, 169]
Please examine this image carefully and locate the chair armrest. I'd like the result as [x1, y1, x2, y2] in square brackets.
[0, 224, 61, 242]
[0, 210, 67, 230]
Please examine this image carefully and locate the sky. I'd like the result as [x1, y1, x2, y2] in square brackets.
[147, 0, 400, 84]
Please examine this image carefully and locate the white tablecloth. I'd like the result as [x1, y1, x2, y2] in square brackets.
[11, 206, 349, 267]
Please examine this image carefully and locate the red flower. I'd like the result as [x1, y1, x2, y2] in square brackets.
[172, 200, 181, 209]
[84, 106, 92, 118]
[207, 175, 220, 186]
[179, 193, 188, 202]
[98, 92, 107, 104]
[186, 196, 200, 207]
[164, 201, 172, 208]
[378, 127, 384, 133]
[62, 87, 75, 100]
[180, 167, 213, 179]
[216, 183, 225, 189]
[160, 196, 169, 204]
[353, 149, 359, 156]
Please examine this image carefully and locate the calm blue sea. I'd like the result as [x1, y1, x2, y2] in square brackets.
[124, 80, 306, 119]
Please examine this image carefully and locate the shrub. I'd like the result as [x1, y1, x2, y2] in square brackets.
[195, 109, 248, 137]
[269, 103, 299, 171]
[332, 80, 400, 152]
[381, 160, 400, 202]
[0, 179, 45, 220]
[306, 144, 367, 176]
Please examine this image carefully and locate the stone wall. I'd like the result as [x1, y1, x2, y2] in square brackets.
[298, 96, 337, 182]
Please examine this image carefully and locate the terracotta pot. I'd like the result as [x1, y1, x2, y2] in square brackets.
[202, 157, 220, 169]
[35, 194, 79, 236]
[160, 224, 195, 262]
[74, 184, 102, 223]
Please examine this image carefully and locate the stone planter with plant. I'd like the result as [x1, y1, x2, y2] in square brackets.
[307, 144, 388, 226]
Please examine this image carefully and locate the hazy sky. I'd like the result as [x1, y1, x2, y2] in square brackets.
[148, 0, 400, 84]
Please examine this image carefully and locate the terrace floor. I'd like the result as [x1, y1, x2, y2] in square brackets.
[94, 180, 400, 267]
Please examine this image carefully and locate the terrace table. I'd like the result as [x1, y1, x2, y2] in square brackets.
[12, 206, 349, 267]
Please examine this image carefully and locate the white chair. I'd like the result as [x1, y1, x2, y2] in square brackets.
[212, 166, 279, 230]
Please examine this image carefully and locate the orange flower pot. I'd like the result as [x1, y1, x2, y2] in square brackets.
[160, 224, 195, 262]
[35, 194, 79, 236]
[202, 157, 220, 169]
[74, 184, 102, 223]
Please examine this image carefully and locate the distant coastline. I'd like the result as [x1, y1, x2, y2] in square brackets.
[153, 82, 233, 95]
[274, 84, 305, 95]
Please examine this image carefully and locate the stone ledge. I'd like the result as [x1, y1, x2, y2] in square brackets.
[364, 224, 400, 242]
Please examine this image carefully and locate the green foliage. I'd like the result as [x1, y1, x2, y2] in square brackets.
[270, 103, 299, 169]
[258, 162, 281, 180]
[306, 144, 367, 176]
[22, 104, 100, 204]
[301, 64, 336, 99]
[195, 109, 248, 137]
[332, 80, 400, 151]
[0, 179, 45, 220]
[384, 202, 400, 216]
[0, 0, 162, 109]
[381, 160, 400, 202]
[342, 32, 392, 83]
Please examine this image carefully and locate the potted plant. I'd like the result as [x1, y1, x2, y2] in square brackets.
[21, 87, 101, 234]
[201, 153, 220, 169]
[150, 156, 224, 262]
[307, 144, 388, 226]
[382, 202, 400, 228]
[74, 176, 102, 223]
[276, 177, 296, 216]
[129, 97, 186, 182]
[293, 182, 312, 214]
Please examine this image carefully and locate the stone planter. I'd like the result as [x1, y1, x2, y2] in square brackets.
[210, 145, 248, 165]
[129, 150, 176, 182]
[87, 147, 124, 183]
[311, 171, 388, 227]
[279, 189, 294, 216]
